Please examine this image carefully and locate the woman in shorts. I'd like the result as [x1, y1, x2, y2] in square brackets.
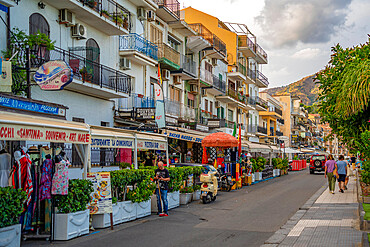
[336, 155, 348, 193]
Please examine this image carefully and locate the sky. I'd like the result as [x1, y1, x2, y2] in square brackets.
[178, 0, 370, 88]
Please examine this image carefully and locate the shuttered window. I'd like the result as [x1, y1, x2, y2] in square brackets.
[150, 24, 163, 44]
[29, 13, 50, 36]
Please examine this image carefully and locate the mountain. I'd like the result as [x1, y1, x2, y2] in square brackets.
[263, 74, 320, 106]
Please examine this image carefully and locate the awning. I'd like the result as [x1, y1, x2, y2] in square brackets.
[162, 129, 204, 143]
[0, 111, 90, 144]
[90, 126, 134, 149]
[270, 145, 281, 153]
[248, 141, 272, 153]
[300, 148, 315, 153]
[136, 132, 167, 150]
[283, 147, 302, 154]
[241, 140, 249, 151]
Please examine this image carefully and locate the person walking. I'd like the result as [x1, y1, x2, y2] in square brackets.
[154, 161, 170, 216]
[336, 155, 348, 193]
[325, 154, 338, 194]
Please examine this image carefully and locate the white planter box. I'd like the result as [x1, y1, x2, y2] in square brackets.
[255, 172, 262, 181]
[91, 203, 121, 229]
[0, 224, 21, 247]
[252, 173, 255, 183]
[273, 169, 280, 177]
[119, 201, 137, 222]
[180, 193, 193, 205]
[136, 199, 151, 218]
[168, 191, 180, 209]
[151, 194, 158, 213]
[53, 210, 89, 240]
[193, 190, 201, 201]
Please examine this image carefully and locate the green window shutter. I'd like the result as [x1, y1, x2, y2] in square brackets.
[221, 107, 225, 119]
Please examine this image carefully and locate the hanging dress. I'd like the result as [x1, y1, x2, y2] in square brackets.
[51, 159, 69, 195]
[39, 158, 53, 200]
[0, 152, 11, 187]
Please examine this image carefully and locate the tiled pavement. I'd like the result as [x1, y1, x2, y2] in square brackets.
[263, 176, 363, 247]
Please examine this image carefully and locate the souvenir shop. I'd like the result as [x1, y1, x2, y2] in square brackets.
[0, 111, 90, 240]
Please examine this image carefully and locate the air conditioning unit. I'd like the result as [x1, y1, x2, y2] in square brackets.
[190, 84, 198, 94]
[215, 101, 221, 108]
[147, 10, 156, 22]
[211, 58, 218, 66]
[71, 23, 87, 39]
[119, 57, 131, 70]
[162, 69, 170, 81]
[59, 9, 75, 26]
[173, 76, 181, 85]
[138, 7, 146, 21]
[201, 89, 207, 97]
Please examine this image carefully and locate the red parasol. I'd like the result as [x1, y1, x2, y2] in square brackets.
[201, 147, 208, 164]
[202, 132, 238, 148]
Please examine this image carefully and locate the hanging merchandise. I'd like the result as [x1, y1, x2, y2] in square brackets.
[13, 148, 33, 207]
[0, 146, 11, 187]
[51, 153, 69, 195]
[39, 155, 53, 201]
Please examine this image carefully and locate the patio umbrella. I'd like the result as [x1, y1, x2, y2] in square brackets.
[202, 132, 238, 148]
[201, 147, 208, 164]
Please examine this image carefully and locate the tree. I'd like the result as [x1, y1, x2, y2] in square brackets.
[315, 36, 370, 152]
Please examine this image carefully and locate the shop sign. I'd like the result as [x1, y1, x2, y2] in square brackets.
[165, 115, 178, 125]
[196, 123, 209, 132]
[162, 130, 203, 143]
[136, 108, 155, 120]
[118, 110, 133, 118]
[137, 140, 166, 150]
[0, 124, 90, 144]
[87, 172, 113, 214]
[91, 138, 133, 148]
[34, 60, 73, 90]
[0, 95, 65, 116]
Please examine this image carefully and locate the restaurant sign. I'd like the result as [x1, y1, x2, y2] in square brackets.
[162, 130, 203, 143]
[0, 124, 90, 144]
[34, 60, 73, 90]
[137, 140, 166, 150]
[91, 138, 134, 148]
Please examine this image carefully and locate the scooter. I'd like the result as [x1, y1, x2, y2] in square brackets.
[200, 165, 218, 204]
[218, 167, 234, 192]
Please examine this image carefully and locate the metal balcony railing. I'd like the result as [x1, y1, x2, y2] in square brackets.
[276, 130, 283, 136]
[30, 45, 131, 94]
[157, 43, 180, 67]
[257, 70, 269, 86]
[165, 98, 181, 117]
[238, 35, 256, 52]
[79, 0, 132, 31]
[257, 126, 268, 134]
[237, 62, 247, 76]
[248, 96, 256, 106]
[212, 75, 226, 93]
[248, 125, 257, 133]
[212, 35, 227, 57]
[119, 93, 155, 109]
[247, 68, 256, 80]
[226, 120, 235, 128]
[256, 44, 267, 61]
[180, 54, 196, 76]
[154, 0, 180, 19]
[252, 96, 268, 109]
[226, 87, 248, 105]
[181, 104, 196, 121]
[119, 33, 158, 60]
[274, 107, 283, 116]
[200, 68, 213, 84]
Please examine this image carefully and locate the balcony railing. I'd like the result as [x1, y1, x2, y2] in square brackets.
[247, 68, 256, 80]
[274, 107, 283, 116]
[256, 44, 268, 61]
[212, 75, 226, 93]
[253, 96, 268, 109]
[200, 68, 213, 84]
[30, 46, 131, 94]
[212, 35, 227, 57]
[154, 0, 180, 19]
[277, 119, 285, 125]
[276, 130, 283, 136]
[257, 71, 269, 86]
[225, 120, 235, 128]
[238, 35, 256, 52]
[226, 87, 248, 105]
[157, 43, 180, 67]
[180, 54, 196, 76]
[119, 33, 158, 60]
[181, 104, 196, 121]
[119, 93, 155, 109]
[237, 62, 247, 76]
[248, 125, 257, 133]
[79, 0, 132, 31]
[165, 98, 181, 116]
[257, 126, 268, 134]
[248, 96, 256, 106]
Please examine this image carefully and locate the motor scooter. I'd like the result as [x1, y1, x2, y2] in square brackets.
[200, 165, 218, 204]
[218, 166, 234, 192]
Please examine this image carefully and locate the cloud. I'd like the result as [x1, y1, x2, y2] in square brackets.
[255, 0, 353, 48]
[292, 48, 321, 59]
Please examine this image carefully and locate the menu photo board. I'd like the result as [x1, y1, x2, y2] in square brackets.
[136, 108, 155, 120]
[87, 172, 113, 215]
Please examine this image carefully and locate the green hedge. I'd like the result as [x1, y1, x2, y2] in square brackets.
[0, 187, 27, 228]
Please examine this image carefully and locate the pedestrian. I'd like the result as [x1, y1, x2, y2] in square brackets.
[336, 155, 348, 193]
[325, 154, 338, 194]
[351, 156, 356, 170]
[154, 161, 170, 216]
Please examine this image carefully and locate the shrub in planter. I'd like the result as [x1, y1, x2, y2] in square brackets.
[0, 187, 27, 229]
[180, 187, 193, 204]
[53, 179, 93, 240]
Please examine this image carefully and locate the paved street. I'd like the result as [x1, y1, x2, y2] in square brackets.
[24, 170, 326, 247]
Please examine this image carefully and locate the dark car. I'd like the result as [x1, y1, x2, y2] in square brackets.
[309, 155, 327, 174]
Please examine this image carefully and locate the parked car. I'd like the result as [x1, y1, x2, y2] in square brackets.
[309, 155, 327, 174]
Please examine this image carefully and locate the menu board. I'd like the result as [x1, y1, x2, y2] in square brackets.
[87, 172, 113, 214]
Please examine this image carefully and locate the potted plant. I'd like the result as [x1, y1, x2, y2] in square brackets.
[101, 9, 111, 19]
[167, 167, 182, 209]
[192, 185, 201, 201]
[127, 177, 155, 219]
[180, 187, 194, 205]
[113, 15, 123, 27]
[53, 179, 93, 240]
[0, 187, 26, 247]
[79, 67, 92, 82]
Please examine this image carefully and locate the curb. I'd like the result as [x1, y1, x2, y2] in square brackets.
[362, 232, 370, 247]
[264, 184, 327, 245]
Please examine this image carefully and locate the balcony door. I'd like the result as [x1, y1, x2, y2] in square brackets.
[29, 13, 50, 66]
[86, 38, 100, 85]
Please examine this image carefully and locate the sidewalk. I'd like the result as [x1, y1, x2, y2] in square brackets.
[263, 177, 363, 247]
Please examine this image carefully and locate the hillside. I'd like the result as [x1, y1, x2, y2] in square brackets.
[264, 75, 320, 106]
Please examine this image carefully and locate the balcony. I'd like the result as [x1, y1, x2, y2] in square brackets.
[206, 75, 226, 95]
[180, 104, 196, 122]
[30, 46, 131, 99]
[292, 107, 301, 116]
[119, 33, 158, 66]
[127, 0, 157, 11]
[274, 107, 283, 116]
[42, 0, 131, 35]
[154, 0, 180, 22]
[269, 127, 275, 137]
[257, 126, 268, 135]
[157, 43, 180, 70]
[277, 118, 285, 125]
[165, 98, 181, 117]
[248, 125, 257, 134]
[256, 71, 269, 88]
[118, 93, 155, 109]
[245, 68, 256, 84]
[171, 54, 197, 79]
[256, 44, 268, 64]
[253, 96, 268, 111]
[188, 23, 226, 59]
[216, 88, 253, 110]
[238, 35, 268, 64]
[228, 62, 247, 81]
